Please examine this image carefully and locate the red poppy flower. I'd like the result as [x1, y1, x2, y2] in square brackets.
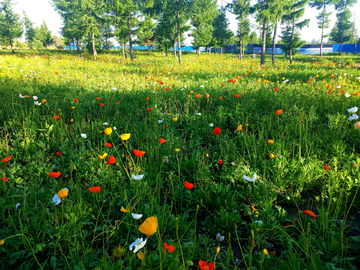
[327, 85, 330, 88]
[96, 97, 101, 100]
[164, 242, 175, 253]
[219, 96, 223, 100]
[108, 155, 116, 164]
[133, 149, 146, 157]
[354, 92, 359, 96]
[146, 96, 149, 100]
[327, 90, 331, 94]
[236, 76, 239, 79]
[184, 181, 194, 189]
[74, 98, 78, 102]
[275, 109, 283, 115]
[89, 186, 102, 193]
[213, 127, 221, 135]
[302, 210, 316, 219]
[159, 138, 165, 144]
[159, 81, 164, 85]
[147, 108, 152, 111]
[221, 84, 226, 86]
[54, 115, 59, 120]
[49, 172, 61, 178]
[115, 102, 120, 105]
[99, 103, 104, 106]
[106, 142, 112, 148]
[165, 88, 169, 91]
[311, 79, 314, 81]
[1, 177, 8, 182]
[324, 165, 330, 170]
[56, 152, 62, 156]
[199, 261, 215, 270]
[2, 155, 12, 162]
[234, 94, 241, 98]
[218, 160, 223, 164]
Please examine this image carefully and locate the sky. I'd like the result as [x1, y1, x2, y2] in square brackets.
[13, 0, 360, 43]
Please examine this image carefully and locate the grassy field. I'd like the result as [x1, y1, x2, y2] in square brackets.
[0, 50, 360, 270]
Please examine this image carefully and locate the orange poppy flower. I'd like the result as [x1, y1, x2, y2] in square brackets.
[89, 186, 102, 193]
[133, 149, 146, 157]
[1, 177, 8, 182]
[115, 102, 120, 105]
[54, 115, 59, 120]
[2, 155, 12, 162]
[106, 142, 112, 148]
[155, 88, 159, 91]
[146, 96, 149, 100]
[302, 210, 316, 219]
[108, 155, 116, 164]
[159, 81, 164, 85]
[99, 103, 104, 106]
[184, 181, 194, 189]
[199, 261, 215, 270]
[49, 172, 61, 178]
[164, 242, 175, 253]
[159, 138, 165, 144]
[234, 94, 241, 98]
[275, 109, 283, 115]
[221, 84, 226, 86]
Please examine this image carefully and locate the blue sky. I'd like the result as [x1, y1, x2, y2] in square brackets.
[14, 0, 360, 43]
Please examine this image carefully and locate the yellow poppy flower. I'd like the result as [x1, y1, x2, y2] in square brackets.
[267, 139, 274, 144]
[137, 251, 144, 260]
[120, 133, 131, 141]
[139, 216, 158, 236]
[172, 117, 178, 121]
[58, 188, 68, 199]
[71, 106, 75, 109]
[70, 119, 74, 122]
[41, 99, 47, 103]
[175, 148, 181, 152]
[236, 125, 242, 131]
[120, 206, 130, 213]
[98, 153, 108, 159]
[104, 127, 112, 135]
[269, 153, 275, 159]
[263, 249, 268, 255]
[0, 239, 5, 245]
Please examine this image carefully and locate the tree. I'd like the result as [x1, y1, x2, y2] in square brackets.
[52, 0, 107, 60]
[23, 11, 37, 45]
[191, 0, 217, 56]
[280, 22, 306, 55]
[249, 31, 258, 43]
[329, 8, 352, 55]
[227, 0, 250, 60]
[252, 0, 279, 65]
[211, 7, 232, 54]
[39, 21, 55, 47]
[0, 0, 23, 54]
[309, 0, 333, 56]
[281, 0, 310, 63]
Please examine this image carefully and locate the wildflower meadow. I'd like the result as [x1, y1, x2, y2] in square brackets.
[1, 51, 360, 270]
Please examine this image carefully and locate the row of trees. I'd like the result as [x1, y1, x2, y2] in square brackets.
[0, 0, 358, 64]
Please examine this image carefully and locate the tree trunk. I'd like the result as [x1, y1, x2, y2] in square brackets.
[220, 47, 222, 54]
[272, 18, 278, 64]
[174, 39, 176, 58]
[261, 19, 267, 65]
[177, 0, 182, 65]
[77, 38, 81, 54]
[8, 22, 14, 54]
[69, 40, 72, 51]
[239, 39, 242, 60]
[209, 47, 211, 53]
[198, 47, 200, 57]
[89, 9, 97, 60]
[289, 18, 295, 64]
[165, 44, 168, 56]
[320, 5, 325, 56]
[128, 12, 133, 61]
[339, 28, 344, 56]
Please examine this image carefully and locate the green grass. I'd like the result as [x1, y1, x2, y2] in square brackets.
[0, 50, 360, 270]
